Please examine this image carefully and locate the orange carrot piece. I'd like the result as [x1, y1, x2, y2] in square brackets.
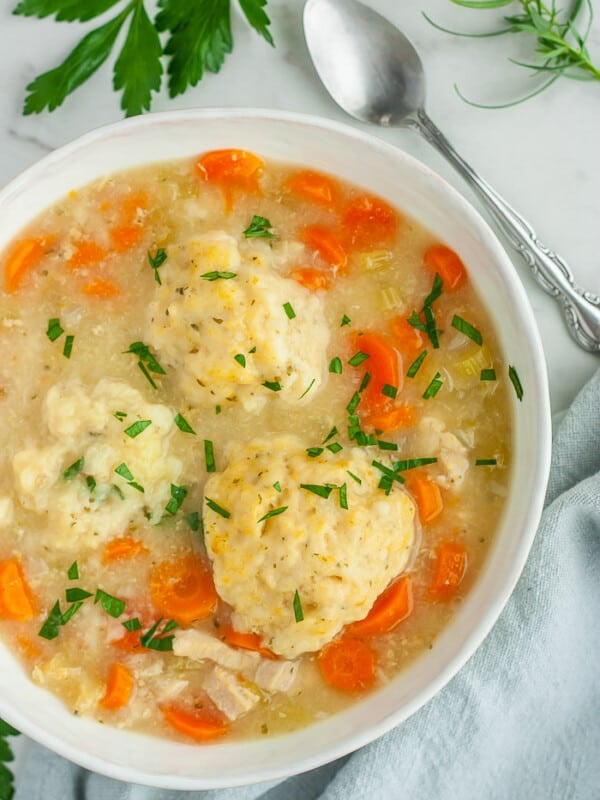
[0, 559, 36, 621]
[120, 191, 149, 224]
[364, 405, 416, 433]
[406, 474, 443, 524]
[68, 241, 107, 270]
[162, 704, 230, 742]
[317, 637, 376, 693]
[4, 236, 54, 293]
[112, 627, 143, 653]
[220, 626, 278, 660]
[391, 316, 424, 355]
[300, 225, 348, 271]
[289, 267, 332, 291]
[430, 541, 468, 600]
[100, 662, 134, 710]
[110, 224, 143, 252]
[102, 536, 148, 564]
[353, 331, 402, 411]
[82, 278, 120, 298]
[347, 576, 414, 638]
[286, 169, 340, 207]
[16, 635, 42, 660]
[423, 244, 467, 291]
[195, 149, 264, 211]
[343, 194, 399, 248]
[150, 555, 217, 626]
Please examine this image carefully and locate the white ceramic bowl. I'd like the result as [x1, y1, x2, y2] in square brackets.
[0, 109, 551, 789]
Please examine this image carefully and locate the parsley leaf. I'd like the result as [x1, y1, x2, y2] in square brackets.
[0, 716, 19, 800]
[114, 2, 163, 116]
[243, 215, 275, 239]
[238, 0, 274, 46]
[13, 0, 121, 23]
[23, 5, 131, 114]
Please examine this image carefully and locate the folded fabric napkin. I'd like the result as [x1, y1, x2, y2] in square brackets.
[14, 368, 600, 800]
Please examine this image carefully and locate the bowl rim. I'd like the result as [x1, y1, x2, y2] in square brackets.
[0, 107, 552, 789]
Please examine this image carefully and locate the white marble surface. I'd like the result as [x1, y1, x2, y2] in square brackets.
[0, 0, 599, 785]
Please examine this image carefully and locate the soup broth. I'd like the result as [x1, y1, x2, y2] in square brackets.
[0, 151, 511, 742]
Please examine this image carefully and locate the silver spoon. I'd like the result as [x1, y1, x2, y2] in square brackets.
[303, 0, 600, 353]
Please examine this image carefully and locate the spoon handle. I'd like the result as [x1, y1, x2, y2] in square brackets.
[412, 109, 600, 353]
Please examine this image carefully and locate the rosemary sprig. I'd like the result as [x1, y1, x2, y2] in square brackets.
[425, 0, 599, 107]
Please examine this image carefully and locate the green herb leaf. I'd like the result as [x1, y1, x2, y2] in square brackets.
[238, 0, 274, 46]
[423, 273, 444, 307]
[326, 442, 343, 454]
[382, 383, 398, 399]
[86, 475, 96, 494]
[346, 470, 362, 484]
[329, 357, 343, 374]
[67, 561, 79, 580]
[298, 378, 316, 399]
[452, 314, 483, 345]
[283, 301, 296, 319]
[114, 411, 128, 421]
[140, 617, 176, 651]
[124, 419, 152, 438]
[148, 247, 167, 284]
[122, 617, 142, 632]
[200, 270, 237, 281]
[234, 353, 246, 368]
[338, 482, 348, 510]
[262, 380, 282, 392]
[346, 391, 361, 414]
[393, 458, 438, 471]
[423, 372, 443, 399]
[300, 483, 333, 499]
[115, 462, 134, 481]
[13, 0, 121, 23]
[257, 506, 288, 523]
[358, 372, 371, 393]
[348, 351, 369, 367]
[62, 334, 74, 359]
[480, 368, 497, 381]
[38, 600, 63, 640]
[165, 483, 188, 515]
[63, 457, 84, 480]
[407, 350, 428, 378]
[113, 1, 162, 116]
[124, 341, 165, 388]
[476, 458, 498, 465]
[377, 440, 398, 451]
[46, 317, 64, 342]
[273, 481, 282, 492]
[243, 215, 275, 239]
[204, 439, 216, 473]
[509, 365, 524, 401]
[205, 496, 231, 518]
[306, 447, 324, 458]
[65, 587, 92, 602]
[340, 314, 351, 327]
[24, 5, 131, 114]
[187, 511, 202, 533]
[372, 460, 405, 485]
[293, 589, 304, 622]
[94, 588, 126, 618]
[323, 426, 338, 443]
[174, 412, 196, 434]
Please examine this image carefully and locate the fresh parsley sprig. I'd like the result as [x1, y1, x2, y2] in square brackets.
[14, 0, 274, 117]
[0, 718, 19, 800]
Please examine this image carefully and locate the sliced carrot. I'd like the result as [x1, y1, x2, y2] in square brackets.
[391, 316, 424, 355]
[364, 405, 415, 433]
[196, 149, 264, 211]
[348, 576, 413, 638]
[220, 625, 278, 660]
[0, 559, 36, 621]
[317, 637, 376, 693]
[353, 331, 402, 411]
[430, 541, 468, 600]
[82, 278, 120, 298]
[4, 236, 54, 293]
[300, 225, 348, 272]
[343, 194, 399, 248]
[405, 474, 443, 524]
[120, 191, 149, 224]
[67, 241, 107, 270]
[16, 635, 42, 660]
[100, 662, 134, 710]
[102, 536, 148, 564]
[423, 244, 467, 291]
[162, 704, 230, 741]
[110, 224, 143, 252]
[150, 555, 217, 626]
[289, 267, 332, 291]
[112, 627, 143, 653]
[286, 169, 340, 208]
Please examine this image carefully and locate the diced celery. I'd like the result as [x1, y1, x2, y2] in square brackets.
[359, 249, 393, 271]
[454, 345, 492, 380]
[379, 286, 403, 311]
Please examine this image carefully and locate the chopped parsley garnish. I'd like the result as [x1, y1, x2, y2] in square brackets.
[174, 412, 196, 434]
[307, 447, 324, 458]
[348, 351, 369, 367]
[257, 506, 288, 523]
[293, 590, 304, 623]
[347, 470, 362, 485]
[124, 341, 166, 388]
[39, 600, 80, 640]
[112, 484, 126, 501]
[377, 440, 398, 451]
[346, 392, 361, 414]
[140, 618, 178, 652]
[215, 405, 221, 415]
[205, 497, 231, 518]
[122, 618, 142, 632]
[243, 215, 275, 239]
[86, 475, 96, 492]
[476, 458, 498, 466]
[407, 311, 426, 332]
[63, 457, 84, 480]
[62, 334, 74, 359]
[298, 378, 316, 399]
[338, 482, 348, 510]
[326, 442, 343, 454]
[234, 353, 246, 368]
[124, 419, 152, 438]
[148, 247, 167, 285]
[372, 460, 405, 485]
[452, 314, 483, 345]
[204, 439, 216, 473]
[300, 483, 333, 499]
[509, 365, 524, 401]
[248, 346, 257, 353]
[129, 481, 145, 493]
[262, 380, 282, 392]
[201, 270, 237, 281]
[423, 306, 440, 349]
[423, 273, 443, 308]
[480, 368, 497, 381]
[341, 314, 351, 327]
[408, 274, 443, 348]
[115, 463, 134, 481]
[358, 372, 371, 393]
[65, 588, 92, 603]
[323, 426, 338, 444]
[67, 562, 79, 580]
[382, 383, 398, 399]
[187, 511, 202, 533]
[94, 589, 126, 618]
[329, 357, 343, 374]
[393, 458, 438, 471]
[423, 372, 443, 399]
[46, 317, 64, 342]
[407, 350, 428, 378]
[283, 302, 296, 319]
[114, 411, 128, 421]
[165, 483, 188, 515]
[273, 481, 282, 492]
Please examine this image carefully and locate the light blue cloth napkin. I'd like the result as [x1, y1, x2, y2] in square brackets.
[15, 368, 600, 800]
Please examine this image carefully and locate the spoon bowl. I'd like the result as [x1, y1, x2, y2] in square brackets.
[304, 0, 600, 352]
